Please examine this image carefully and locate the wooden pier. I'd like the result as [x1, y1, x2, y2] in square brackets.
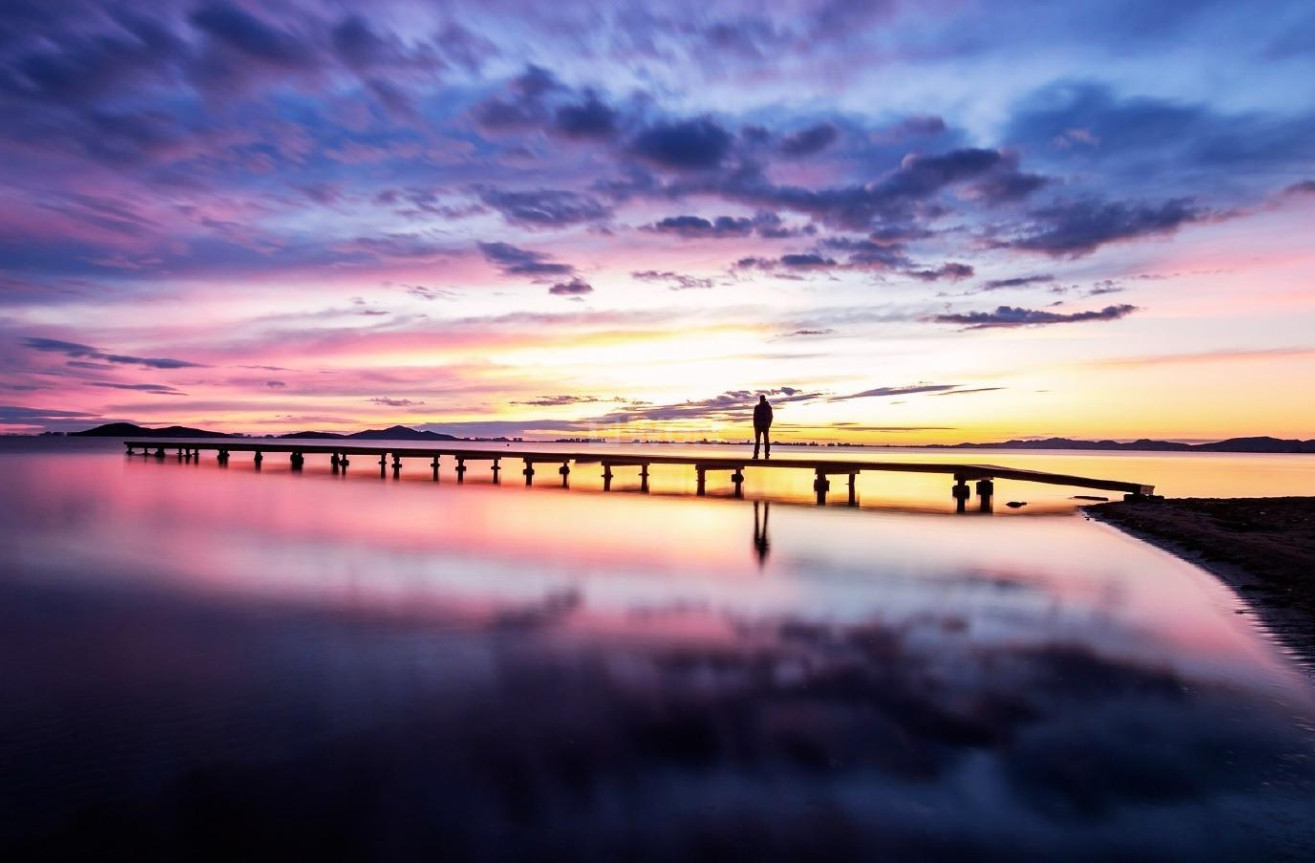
[125, 440, 1157, 510]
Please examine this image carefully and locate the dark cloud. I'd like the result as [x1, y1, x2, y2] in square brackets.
[1284, 180, 1315, 196]
[1008, 198, 1202, 257]
[548, 277, 593, 296]
[820, 236, 914, 270]
[644, 215, 753, 238]
[933, 304, 1138, 328]
[479, 188, 611, 228]
[735, 253, 837, 272]
[190, 2, 314, 69]
[935, 386, 1005, 396]
[778, 123, 838, 157]
[630, 270, 715, 290]
[695, 148, 1047, 231]
[369, 397, 424, 407]
[22, 337, 205, 369]
[643, 211, 807, 240]
[91, 382, 185, 395]
[512, 395, 608, 407]
[478, 242, 575, 277]
[1006, 82, 1315, 188]
[595, 386, 821, 423]
[907, 262, 974, 282]
[784, 328, 834, 337]
[831, 383, 959, 401]
[552, 91, 620, 140]
[979, 274, 1056, 291]
[629, 117, 733, 171]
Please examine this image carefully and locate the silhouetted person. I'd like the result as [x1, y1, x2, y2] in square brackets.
[753, 501, 770, 566]
[752, 395, 773, 460]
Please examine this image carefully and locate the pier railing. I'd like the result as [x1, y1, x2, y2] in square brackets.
[125, 440, 1157, 511]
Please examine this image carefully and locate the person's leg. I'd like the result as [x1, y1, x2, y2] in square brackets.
[764, 428, 770, 459]
[753, 428, 761, 459]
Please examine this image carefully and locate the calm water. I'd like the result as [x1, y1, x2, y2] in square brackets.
[2, 439, 1314, 859]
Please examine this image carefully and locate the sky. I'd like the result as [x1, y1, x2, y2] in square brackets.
[1, 0, 1314, 442]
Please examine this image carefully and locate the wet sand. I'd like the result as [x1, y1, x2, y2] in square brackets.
[1090, 497, 1315, 671]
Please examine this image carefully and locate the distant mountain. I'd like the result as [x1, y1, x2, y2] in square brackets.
[925, 436, 1315, 454]
[72, 422, 232, 438]
[280, 431, 347, 439]
[347, 425, 460, 441]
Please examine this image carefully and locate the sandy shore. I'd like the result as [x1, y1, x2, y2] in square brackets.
[1088, 497, 1315, 673]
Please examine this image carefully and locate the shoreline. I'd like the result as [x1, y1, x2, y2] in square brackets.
[1087, 498, 1315, 675]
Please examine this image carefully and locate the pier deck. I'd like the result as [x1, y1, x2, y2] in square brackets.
[126, 440, 1156, 510]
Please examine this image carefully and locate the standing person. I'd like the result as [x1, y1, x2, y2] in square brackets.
[752, 394, 773, 460]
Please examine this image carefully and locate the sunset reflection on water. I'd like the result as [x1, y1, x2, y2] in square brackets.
[2, 442, 1313, 859]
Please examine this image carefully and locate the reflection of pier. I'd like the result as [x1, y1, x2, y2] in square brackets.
[125, 441, 1156, 509]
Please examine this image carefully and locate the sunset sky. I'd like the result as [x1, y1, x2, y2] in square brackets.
[1, 0, 1313, 441]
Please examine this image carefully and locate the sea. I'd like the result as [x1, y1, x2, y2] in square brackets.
[2, 436, 1313, 859]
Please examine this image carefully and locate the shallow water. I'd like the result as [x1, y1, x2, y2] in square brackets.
[1, 441, 1314, 859]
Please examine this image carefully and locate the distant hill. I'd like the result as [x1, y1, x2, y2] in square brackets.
[926, 436, 1315, 454]
[347, 425, 460, 441]
[72, 422, 232, 438]
[280, 431, 347, 439]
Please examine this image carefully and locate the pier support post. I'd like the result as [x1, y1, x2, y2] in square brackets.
[976, 478, 994, 513]
[253, 451, 263, 468]
[814, 469, 830, 506]
[696, 467, 706, 496]
[331, 453, 340, 472]
[339, 455, 349, 470]
[391, 453, 402, 476]
[731, 470, 744, 498]
[848, 473, 857, 506]
[290, 452, 304, 470]
[602, 464, 613, 491]
[126, 445, 134, 456]
[154, 447, 165, 459]
[378, 454, 387, 477]
[176, 447, 184, 461]
[431, 456, 440, 481]
[952, 475, 970, 513]
[218, 449, 229, 466]
[491, 458, 500, 484]
[559, 462, 571, 488]
[456, 457, 467, 483]
[640, 464, 650, 493]
[523, 461, 535, 486]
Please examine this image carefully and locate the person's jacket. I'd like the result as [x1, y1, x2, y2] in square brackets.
[753, 401, 773, 430]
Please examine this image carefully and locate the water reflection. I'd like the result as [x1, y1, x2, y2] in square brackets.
[1, 446, 1313, 859]
[754, 501, 770, 566]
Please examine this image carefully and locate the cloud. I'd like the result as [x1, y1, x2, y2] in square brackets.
[588, 387, 822, 424]
[22, 337, 205, 369]
[644, 215, 754, 238]
[552, 92, 620, 140]
[1006, 198, 1202, 257]
[479, 188, 611, 228]
[784, 328, 835, 337]
[91, 382, 185, 395]
[933, 304, 1138, 328]
[630, 270, 715, 290]
[831, 384, 960, 401]
[907, 262, 975, 282]
[369, 397, 425, 407]
[1283, 180, 1315, 196]
[548, 277, 594, 296]
[979, 275, 1056, 291]
[190, 2, 315, 69]
[778, 123, 839, 157]
[629, 117, 733, 171]
[643, 211, 806, 240]
[512, 395, 610, 407]
[478, 242, 575, 277]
